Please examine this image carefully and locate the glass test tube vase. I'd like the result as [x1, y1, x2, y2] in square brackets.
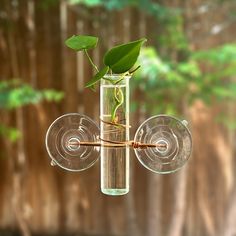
[100, 74, 130, 195]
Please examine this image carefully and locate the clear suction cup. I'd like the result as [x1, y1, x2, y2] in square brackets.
[134, 115, 192, 174]
[45, 113, 100, 171]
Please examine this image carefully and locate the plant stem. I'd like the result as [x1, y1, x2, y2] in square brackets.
[129, 65, 141, 74]
[111, 86, 124, 122]
[114, 72, 128, 84]
[84, 49, 99, 72]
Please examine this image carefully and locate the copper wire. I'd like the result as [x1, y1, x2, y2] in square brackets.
[68, 140, 167, 149]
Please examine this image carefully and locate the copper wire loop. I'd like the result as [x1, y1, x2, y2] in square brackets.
[68, 140, 167, 149]
[131, 141, 144, 149]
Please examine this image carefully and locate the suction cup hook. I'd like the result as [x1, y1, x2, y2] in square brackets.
[45, 113, 100, 171]
[134, 115, 192, 174]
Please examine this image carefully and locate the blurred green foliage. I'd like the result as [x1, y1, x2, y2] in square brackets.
[0, 80, 64, 142]
[69, 0, 179, 23]
[133, 4, 236, 117]
[0, 80, 63, 110]
[134, 44, 236, 116]
[0, 124, 21, 143]
[193, 44, 236, 102]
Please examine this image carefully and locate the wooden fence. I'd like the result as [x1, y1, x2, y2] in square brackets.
[0, 0, 236, 236]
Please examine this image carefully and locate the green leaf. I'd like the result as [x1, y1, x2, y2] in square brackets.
[104, 38, 147, 73]
[65, 35, 98, 51]
[85, 66, 109, 88]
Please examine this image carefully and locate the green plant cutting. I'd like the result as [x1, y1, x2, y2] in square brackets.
[65, 35, 146, 123]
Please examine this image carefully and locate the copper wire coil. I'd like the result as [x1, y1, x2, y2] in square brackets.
[68, 140, 167, 149]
